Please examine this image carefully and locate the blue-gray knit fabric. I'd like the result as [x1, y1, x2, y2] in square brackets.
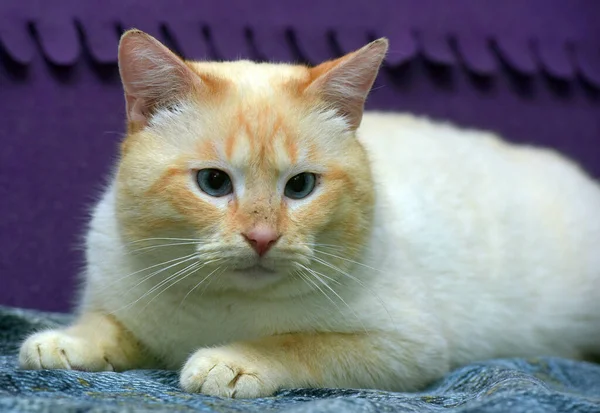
[1, 306, 599, 412]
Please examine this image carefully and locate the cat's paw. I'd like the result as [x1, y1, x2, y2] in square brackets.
[19, 330, 114, 371]
[180, 347, 282, 398]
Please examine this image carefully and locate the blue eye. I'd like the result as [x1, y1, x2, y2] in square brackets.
[284, 173, 317, 200]
[196, 169, 233, 197]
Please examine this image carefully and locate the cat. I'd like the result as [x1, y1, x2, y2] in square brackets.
[19, 29, 600, 399]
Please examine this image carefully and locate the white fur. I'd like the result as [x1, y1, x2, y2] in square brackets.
[20, 111, 600, 396]
[89, 111, 600, 362]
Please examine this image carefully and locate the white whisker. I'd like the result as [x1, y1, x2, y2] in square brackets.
[127, 237, 204, 244]
[303, 242, 347, 252]
[197, 266, 227, 298]
[128, 241, 201, 254]
[119, 254, 199, 298]
[141, 261, 205, 312]
[177, 264, 224, 311]
[294, 267, 336, 308]
[99, 252, 198, 293]
[310, 255, 396, 331]
[110, 256, 201, 314]
[313, 248, 384, 273]
[296, 262, 368, 334]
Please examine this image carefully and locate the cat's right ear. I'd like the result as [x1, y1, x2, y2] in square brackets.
[118, 29, 202, 128]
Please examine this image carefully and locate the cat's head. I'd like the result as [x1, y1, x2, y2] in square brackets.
[114, 30, 387, 296]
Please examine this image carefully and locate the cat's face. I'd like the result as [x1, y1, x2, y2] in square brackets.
[114, 31, 387, 295]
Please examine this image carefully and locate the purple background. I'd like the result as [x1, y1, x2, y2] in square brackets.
[1, 0, 599, 312]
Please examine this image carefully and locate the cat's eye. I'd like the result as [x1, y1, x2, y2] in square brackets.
[284, 173, 317, 200]
[196, 169, 233, 197]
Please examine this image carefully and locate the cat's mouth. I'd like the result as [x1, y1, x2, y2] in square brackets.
[232, 264, 277, 277]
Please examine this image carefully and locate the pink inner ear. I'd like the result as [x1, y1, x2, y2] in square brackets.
[118, 30, 201, 127]
[127, 95, 148, 123]
[306, 39, 388, 129]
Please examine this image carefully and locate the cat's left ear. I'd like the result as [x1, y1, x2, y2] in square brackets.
[305, 38, 388, 130]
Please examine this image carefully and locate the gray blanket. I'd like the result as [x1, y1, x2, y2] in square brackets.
[1, 306, 599, 412]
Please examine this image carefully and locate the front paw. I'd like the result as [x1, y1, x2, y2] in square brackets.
[180, 347, 283, 398]
[19, 330, 113, 372]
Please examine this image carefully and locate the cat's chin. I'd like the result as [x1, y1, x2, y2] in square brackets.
[217, 264, 292, 292]
[231, 265, 278, 278]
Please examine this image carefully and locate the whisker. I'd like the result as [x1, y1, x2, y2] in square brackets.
[177, 264, 224, 311]
[110, 255, 200, 314]
[303, 242, 347, 252]
[310, 255, 396, 331]
[140, 260, 203, 302]
[99, 252, 198, 293]
[295, 267, 332, 302]
[197, 266, 227, 298]
[127, 237, 204, 244]
[296, 263, 368, 334]
[302, 267, 342, 286]
[294, 263, 346, 320]
[128, 241, 201, 254]
[313, 248, 384, 273]
[118, 254, 199, 298]
[141, 261, 205, 312]
[103, 130, 126, 138]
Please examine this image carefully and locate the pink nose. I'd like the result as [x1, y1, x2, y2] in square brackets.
[243, 226, 280, 257]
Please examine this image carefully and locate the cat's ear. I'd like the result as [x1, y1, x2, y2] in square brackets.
[118, 29, 201, 127]
[305, 38, 388, 129]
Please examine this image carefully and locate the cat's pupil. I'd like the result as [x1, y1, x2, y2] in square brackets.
[289, 175, 306, 192]
[206, 170, 226, 189]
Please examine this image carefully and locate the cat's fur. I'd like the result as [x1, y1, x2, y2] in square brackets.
[19, 30, 600, 398]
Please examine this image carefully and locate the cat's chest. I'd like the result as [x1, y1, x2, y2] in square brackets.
[119, 294, 323, 368]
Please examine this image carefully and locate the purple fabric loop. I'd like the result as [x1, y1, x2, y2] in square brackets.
[79, 19, 119, 64]
[384, 29, 417, 67]
[292, 29, 336, 65]
[251, 27, 296, 63]
[0, 21, 34, 65]
[536, 39, 574, 79]
[455, 35, 496, 75]
[0, 0, 597, 87]
[34, 18, 79, 66]
[575, 44, 600, 86]
[208, 27, 252, 61]
[0, 1, 34, 64]
[166, 21, 210, 61]
[494, 37, 538, 75]
[333, 29, 370, 58]
[417, 32, 454, 66]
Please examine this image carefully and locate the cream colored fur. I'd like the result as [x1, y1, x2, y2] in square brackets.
[19, 31, 600, 399]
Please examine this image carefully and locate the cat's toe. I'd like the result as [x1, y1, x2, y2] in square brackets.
[19, 330, 113, 371]
[180, 349, 273, 398]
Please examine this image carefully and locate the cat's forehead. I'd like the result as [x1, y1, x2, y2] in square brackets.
[189, 60, 308, 95]
[147, 60, 347, 174]
[220, 105, 304, 172]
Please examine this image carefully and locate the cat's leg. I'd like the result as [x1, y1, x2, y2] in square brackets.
[19, 312, 150, 372]
[180, 332, 449, 398]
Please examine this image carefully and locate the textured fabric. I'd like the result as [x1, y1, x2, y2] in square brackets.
[2, 0, 600, 83]
[1, 306, 600, 412]
[1, 0, 599, 312]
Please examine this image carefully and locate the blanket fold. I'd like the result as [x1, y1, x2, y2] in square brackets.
[1, 306, 599, 412]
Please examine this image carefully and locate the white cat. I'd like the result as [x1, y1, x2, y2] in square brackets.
[19, 29, 600, 399]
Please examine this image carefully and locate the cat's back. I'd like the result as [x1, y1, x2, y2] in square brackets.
[358, 111, 600, 361]
[358, 111, 600, 206]
[358, 111, 600, 261]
